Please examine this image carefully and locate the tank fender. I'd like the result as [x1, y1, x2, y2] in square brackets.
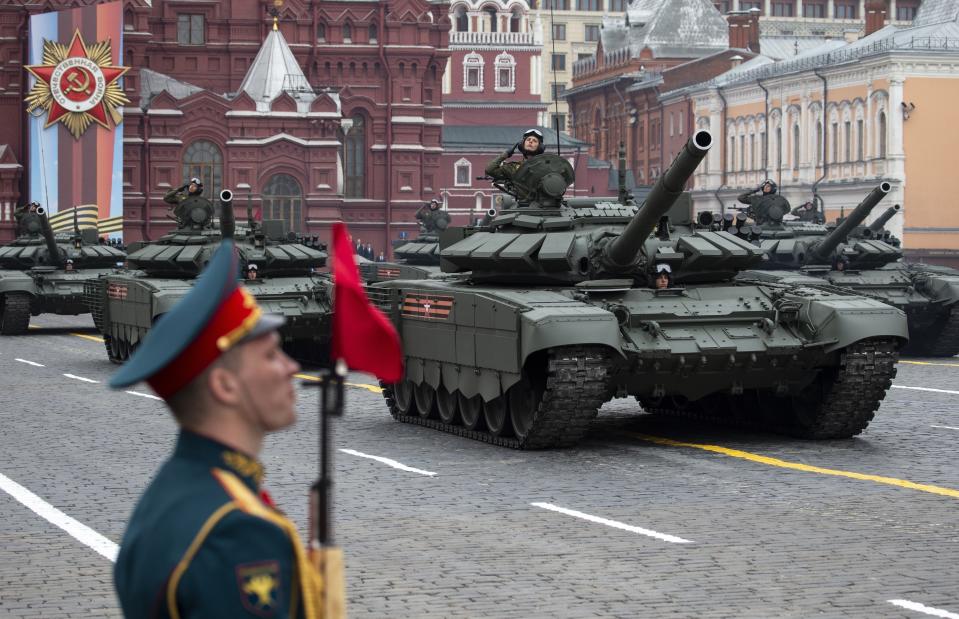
[519, 304, 625, 363]
[917, 273, 959, 306]
[800, 296, 909, 353]
[0, 272, 39, 296]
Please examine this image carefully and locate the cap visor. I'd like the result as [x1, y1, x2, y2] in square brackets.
[240, 313, 286, 344]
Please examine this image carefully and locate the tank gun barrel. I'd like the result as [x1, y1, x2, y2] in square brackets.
[605, 131, 712, 267]
[36, 207, 63, 268]
[219, 189, 235, 240]
[809, 181, 890, 263]
[867, 203, 901, 233]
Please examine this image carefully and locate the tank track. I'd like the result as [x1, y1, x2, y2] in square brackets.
[641, 339, 899, 439]
[906, 307, 959, 358]
[380, 346, 610, 449]
[0, 293, 32, 335]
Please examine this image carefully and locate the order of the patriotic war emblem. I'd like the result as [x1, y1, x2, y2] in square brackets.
[25, 29, 129, 139]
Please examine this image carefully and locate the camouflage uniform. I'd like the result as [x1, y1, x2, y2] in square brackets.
[164, 187, 213, 227]
[485, 152, 530, 201]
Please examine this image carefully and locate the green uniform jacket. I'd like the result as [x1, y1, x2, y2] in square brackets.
[115, 431, 321, 618]
[485, 151, 521, 183]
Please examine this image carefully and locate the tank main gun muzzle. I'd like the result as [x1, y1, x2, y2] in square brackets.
[220, 189, 235, 240]
[867, 203, 901, 234]
[604, 130, 712, 267]
[809, 181, 891, 264]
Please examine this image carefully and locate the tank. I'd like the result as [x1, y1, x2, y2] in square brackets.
[368, 131, 908, 449]
[0, 207, 125, 334]
[734, 184, 959, 356]
[359, 202, 457, 284]
[84, 190, 333, 364]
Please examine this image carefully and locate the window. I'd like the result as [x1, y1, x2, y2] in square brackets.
[262, 174, 303, 233]
[844, 121, 851, 161]
[552, 23, 567, 40]
[856, 119, 864, 160]
[739, 135, 745, 171]
[342, 23, 353, 42]
[803, 2, 826, 17]
[455, 159, 471, 187]
[760, 131, 766, 166]
[669, 113, 674, 137]
[124, 8, 135, 32]
[878, 111, 887, 157]
[771, 2, 793, 16]
[494, 52, 515, 92]
[463, 53, 484, 91]
[317, 22, 326, 41]
[177, 14, 204, 46]
[585, 24, 601, 41]
[835, 2, 857, 18]
[775, 127, 782, 168]
[728, 136, 736, 171]
[714, 1, 730, 12]
[578, 53, 593, 62]
[551, 113, 567, 132]
[552, 53, 566, 71]
[576, 0, 602, 10]
[750, 133, 756, 169]
[678, 111, 684, 135]
[455, 11, 468, 32]
[343, 115, 366, 198]
[831, 122, 838, 162]
[792, 124, 800, 170]
[551, 82, 566, 99]
[368, 24, 378, 43]
[544, 0, 570, 9]
[740, 1, 762, 10]
[897, 5, 918, 20]
[182, 140, 222, 202]
[609, 0, 626, 10]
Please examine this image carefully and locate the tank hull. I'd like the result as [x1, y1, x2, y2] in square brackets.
[0, 268, 118, 334]
[370, 278, 907, 448]
[85, 272, 333, 365]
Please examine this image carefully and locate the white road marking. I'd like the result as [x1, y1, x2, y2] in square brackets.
[0, 472, 118, 562]
[893, 385, 959, 396]
[931, 425, 959, 432]
[888, 599, 959, 619]
[15, 358, 44, 367]
[125, 390, 162, 401]
[338, 449, 437, 477]
[63, 373, 99, 384]
[531, 502, 694, 544]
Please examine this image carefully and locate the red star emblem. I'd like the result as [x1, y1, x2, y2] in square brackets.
[25, 30, 129, 136]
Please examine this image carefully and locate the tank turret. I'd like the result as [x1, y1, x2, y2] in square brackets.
[867, 203, 901, 234]
[808, 181, 891, 264]
[604, 131, 711, 268]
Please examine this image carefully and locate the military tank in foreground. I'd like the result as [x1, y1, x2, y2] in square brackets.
[359, 202, 459, 283]
[733, 184, 959, 356]
[0, 207, 125, 334]
[368, 131, 907, 449]
[84, 190, 332, 364]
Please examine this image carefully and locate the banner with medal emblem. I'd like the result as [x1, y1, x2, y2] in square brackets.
[24, 2, 127, 236]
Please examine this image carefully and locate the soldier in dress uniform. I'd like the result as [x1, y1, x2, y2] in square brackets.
[164, 177, 212, 228]
[110, 241, 323, 618]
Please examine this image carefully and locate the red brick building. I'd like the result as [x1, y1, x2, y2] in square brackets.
[0, 0, 450, 253]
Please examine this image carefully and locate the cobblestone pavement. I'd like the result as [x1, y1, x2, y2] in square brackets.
[1, 316, 958, 618]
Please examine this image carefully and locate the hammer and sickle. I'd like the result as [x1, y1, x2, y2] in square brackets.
[64, 69, 92, 95]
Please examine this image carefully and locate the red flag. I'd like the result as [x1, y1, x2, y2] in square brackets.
[330, 222, 403, 382]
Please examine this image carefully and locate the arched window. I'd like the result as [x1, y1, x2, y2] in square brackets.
[342, 22, 352, 42]
[317, 22, 326, 41]
[878, 111, 887, 157]
[181, 140, 223, 201]
[454, 7, 468, 32]
[124, 8, 135, 31]
[455, 158, 472, 186]
[368, 23, 378, 43]
[342, 114, 366, 198]
[485, 8, 498, 32]
[494, 52, 516, 92]
[463, 52, 484, 92]
[262, 174, 304, 233]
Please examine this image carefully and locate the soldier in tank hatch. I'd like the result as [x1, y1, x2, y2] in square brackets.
[738, 179, 792, 225]
[164, 177, 212, 228]
[245, 263, 259, 280]
[415, 197, 451, 233]
[791, 200, 821, 223]
[652, 263, 673, 290]
[109, 241, 323, 618]
[485, 128, 546, 186]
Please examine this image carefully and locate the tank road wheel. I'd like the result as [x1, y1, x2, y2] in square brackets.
[436, 386, 460, 425]
[0, 293, 31, 335]
[508, 377, 541, 440]
[784, 338, 898, 439]
[458, 393, 484, 430]
[483, 396, 511, 437]
[392, 380, 416, 415]
[413, 382, 437, 419]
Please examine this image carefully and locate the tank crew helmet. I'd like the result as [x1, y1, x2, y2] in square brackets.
[188, 177, 203, 194]
[521, 128, 546, 156]
[761, 179, 778, 194]
[108, 241, 285, 400]
[655, 263, 672, 274]
[246, 263, 258, 272]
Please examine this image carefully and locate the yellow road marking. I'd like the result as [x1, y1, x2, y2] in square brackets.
[901, 360, 959, 368]
[71, 333, 104, 343]
[630, 432, 959, 499]
[295, 373, 383, 393]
